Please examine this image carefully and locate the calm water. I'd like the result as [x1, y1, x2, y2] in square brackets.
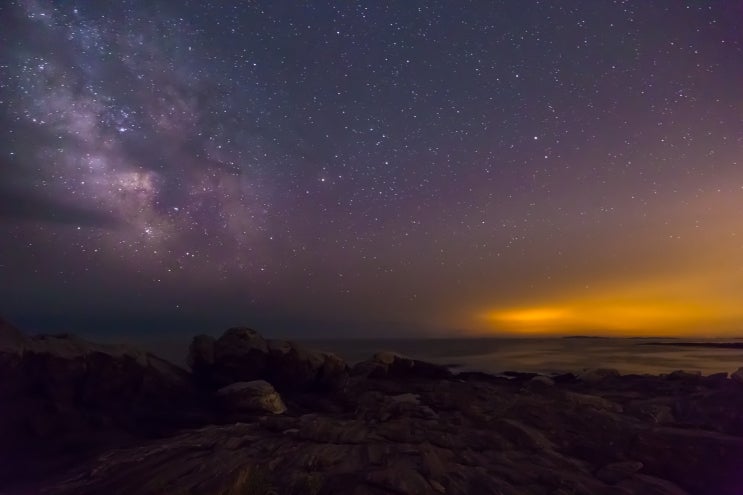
[139, 336, 743, 375]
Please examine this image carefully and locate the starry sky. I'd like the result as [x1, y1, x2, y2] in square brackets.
[1, 0, 742, 338]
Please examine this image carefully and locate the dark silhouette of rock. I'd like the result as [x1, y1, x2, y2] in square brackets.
[0, 318, 199, 489]
[211, 327, 270, 385]
[731, 366, 743, 385]
[187, 333, 215, 376]
[3, 320, 743, 495]
[577, 367, 620, 383]
[352, 351, 453, 380]
[666, 369, 702, 381]
[187, 327, 350, 393]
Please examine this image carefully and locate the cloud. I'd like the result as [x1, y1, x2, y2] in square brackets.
[0, 186, 122, 228]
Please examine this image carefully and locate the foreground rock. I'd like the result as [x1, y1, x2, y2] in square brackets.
[0, 318, 199, 488]
[3, 319, 743, 495]
[48, 359, 743, 495]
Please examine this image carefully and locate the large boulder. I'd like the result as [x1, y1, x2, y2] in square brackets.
[216, 380, 286, 415]
[188, 328, 349, 392]
[211, 327, 270, 384]
[0, 319, 198, 488]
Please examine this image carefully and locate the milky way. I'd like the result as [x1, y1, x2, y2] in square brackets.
[2, 1, 742, 337]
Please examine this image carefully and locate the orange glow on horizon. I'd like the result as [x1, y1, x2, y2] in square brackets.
[475, 271, 743, 336]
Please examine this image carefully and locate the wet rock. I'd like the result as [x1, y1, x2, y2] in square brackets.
[216, 380, 286, 415]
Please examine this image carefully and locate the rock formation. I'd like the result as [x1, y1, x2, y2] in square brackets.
[2, 318, 743, 495]
[187, 327, 349, 392]
[0, 319, 198, 487]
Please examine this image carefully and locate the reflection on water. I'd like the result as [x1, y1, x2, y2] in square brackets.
[303, 337, 743, 375]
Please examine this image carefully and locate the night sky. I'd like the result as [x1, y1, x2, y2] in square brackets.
[2, 1, 742, 338]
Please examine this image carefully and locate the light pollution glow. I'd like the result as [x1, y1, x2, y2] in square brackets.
[468, 184, 743, 337]
[478, 272, 743, 336]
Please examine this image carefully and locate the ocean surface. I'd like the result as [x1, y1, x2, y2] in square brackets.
[137, 336, 743, 376]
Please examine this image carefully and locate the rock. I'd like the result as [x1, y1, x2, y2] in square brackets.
[353, 352, 452, 380]
[265, 339, 323, 388]
[351, 359, 388, 377]
[209, 327, 270, 385]
[731, 367, 743, 385]
[670, 389, 743, 435]
[0, 316, 26, 351]
[366, 466, 432, 495]
[527, 375, 555, 388]
[702, 372, 728, 388]
[625, 401, 675, 424]
[317, 351, 350, 390]
[495, 418, 555, 451]
[564, 391, 623, 413]
[216, 380, 286, 415]
[189, 329, 349, 392]
[596, 461, 644, 484]
[552, 372, 577, 384]
[0, 327, 197, 488]
[1, 332, 192, 410]
[630, 427, 743, 495]
[666, 370, 701, 381]
[429, 479, 446, 493]
[266, 340, 349, 391]
[0, 317, 27, 395]
[577, 368, 620, 384]
[187, 334, 215, 376]
[617, 474, 689, 495]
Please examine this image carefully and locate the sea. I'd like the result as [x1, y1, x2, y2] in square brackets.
[137, 336, 743, 376]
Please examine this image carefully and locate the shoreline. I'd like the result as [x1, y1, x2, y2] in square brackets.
[2, 319, 743, 495]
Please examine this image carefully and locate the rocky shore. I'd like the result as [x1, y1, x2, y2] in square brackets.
[1, 318, 742, 495]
